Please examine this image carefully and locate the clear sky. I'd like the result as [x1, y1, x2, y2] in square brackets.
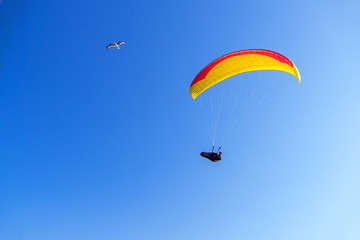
[1, 0, 360, 239]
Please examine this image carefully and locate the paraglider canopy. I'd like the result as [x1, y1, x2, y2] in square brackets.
[189, 49, 300, 99]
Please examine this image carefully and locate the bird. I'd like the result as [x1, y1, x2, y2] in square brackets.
[106, 41, 127, 49]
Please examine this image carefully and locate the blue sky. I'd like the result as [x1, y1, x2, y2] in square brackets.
[1, 0, 360, 239]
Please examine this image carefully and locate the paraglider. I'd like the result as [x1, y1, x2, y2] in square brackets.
[190, 49, 301, 161]
[201, 146, 222, 162]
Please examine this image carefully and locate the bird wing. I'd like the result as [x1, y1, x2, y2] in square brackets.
[117, 41, 126, 45]
[106, 43, 116, 49]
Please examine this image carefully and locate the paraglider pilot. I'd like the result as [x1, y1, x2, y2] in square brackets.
[201, 146, 222, 162]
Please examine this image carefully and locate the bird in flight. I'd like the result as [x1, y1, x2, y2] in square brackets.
[106, 41, 127, 49]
